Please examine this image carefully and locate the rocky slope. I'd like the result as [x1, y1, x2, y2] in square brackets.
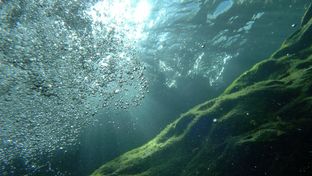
[91, 4, 312, 176]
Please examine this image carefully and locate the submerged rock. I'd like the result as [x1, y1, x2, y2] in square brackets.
[91, 4, 312, 176]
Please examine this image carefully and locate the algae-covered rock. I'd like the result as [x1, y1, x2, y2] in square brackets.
[91, 4, 312, 176]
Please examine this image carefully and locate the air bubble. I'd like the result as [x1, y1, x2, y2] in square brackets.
[114, 89, 121, 94]
[0, 0, 149, 174]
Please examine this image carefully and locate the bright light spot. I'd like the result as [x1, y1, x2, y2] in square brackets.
[86, 0, 151, 40]
[134, 1, 151, 23]
[210, 0, 234, 19]
[194, 52, 205, 70]
[208, 54, 232, 86]
[159, 60, 173, 72]
[166, 79, 177, 88]
[114, 89, 121, 94]
[99, 56, 112, 68]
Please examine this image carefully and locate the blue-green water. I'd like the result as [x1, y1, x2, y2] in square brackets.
[0, 0, 310, 175]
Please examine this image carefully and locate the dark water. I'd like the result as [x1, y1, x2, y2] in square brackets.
[0, 0, 310, 175]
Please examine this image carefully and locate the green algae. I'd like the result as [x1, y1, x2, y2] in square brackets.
[91, 4, 312, 176]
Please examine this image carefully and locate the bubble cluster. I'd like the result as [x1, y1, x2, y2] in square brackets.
[0, 0, 148, 173]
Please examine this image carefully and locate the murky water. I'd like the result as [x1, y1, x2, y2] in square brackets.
[0, 0, 309, 175]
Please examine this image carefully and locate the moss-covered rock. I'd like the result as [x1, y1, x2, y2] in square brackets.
[91, 4, 312, 176]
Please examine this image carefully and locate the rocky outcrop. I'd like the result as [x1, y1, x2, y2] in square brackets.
[91, 4, 312, 176]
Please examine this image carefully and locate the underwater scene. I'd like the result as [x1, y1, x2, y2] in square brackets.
[1, 0, 312, 175]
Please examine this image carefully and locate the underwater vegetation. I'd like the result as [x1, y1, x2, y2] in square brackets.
[92, 4, 312, 176]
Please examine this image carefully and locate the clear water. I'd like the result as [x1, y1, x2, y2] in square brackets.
[0, 0, 309, 175]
